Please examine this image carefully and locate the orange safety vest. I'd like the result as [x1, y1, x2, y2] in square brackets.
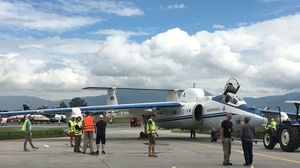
[83, 116, 95, 132]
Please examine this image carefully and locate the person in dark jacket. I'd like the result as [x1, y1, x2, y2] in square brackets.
[240, 117, 256, 167]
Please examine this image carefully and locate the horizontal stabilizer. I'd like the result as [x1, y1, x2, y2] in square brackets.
[83, 87, 183, 92]
[83, 87, 182, 102]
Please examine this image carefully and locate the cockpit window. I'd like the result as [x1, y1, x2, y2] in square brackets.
[236, 96, 244, 101]
[229, 97, 238, 104]
[228, 95, 245, 104]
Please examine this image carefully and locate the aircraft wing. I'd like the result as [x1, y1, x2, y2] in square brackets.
[260, 109, 296, 116]
[0, 102, 182, 116]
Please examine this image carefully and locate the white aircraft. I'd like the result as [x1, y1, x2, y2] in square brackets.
[47, 114, 66, 123]
[0, 116, 8, 125]
[0, 78, 267, 139]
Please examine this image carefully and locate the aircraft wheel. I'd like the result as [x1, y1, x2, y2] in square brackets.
[263, 129, 276, 149]
[210, 131, 218, 142]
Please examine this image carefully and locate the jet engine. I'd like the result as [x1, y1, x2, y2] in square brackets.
[181, 103, 203, 123]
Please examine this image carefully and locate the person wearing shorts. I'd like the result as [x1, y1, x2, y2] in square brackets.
[147, 113, 159, 157]
[96, 115, 106, 155]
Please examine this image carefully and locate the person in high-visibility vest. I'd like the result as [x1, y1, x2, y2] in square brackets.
[74, 116, 83, 153]
[82, 112, 96, 155]
[68, 117, 75, 147]
[147, 113, 159, 157]
[265, 117, 277, 130]
[23, 115, 39, 152]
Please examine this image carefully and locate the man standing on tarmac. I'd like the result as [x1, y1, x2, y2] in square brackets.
[147, 113, 159, 157]
[240, 117, 256, 167]
[96, 115, 107, 155]
[68, 117, 75, 147]
[220, 112, 233, 166]
[82, 112, 96, 155]
[74, 116, 83, 153]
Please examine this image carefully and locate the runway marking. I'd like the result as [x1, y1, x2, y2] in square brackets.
[251, 152, 300, 164]
[197, 143, 300, 164]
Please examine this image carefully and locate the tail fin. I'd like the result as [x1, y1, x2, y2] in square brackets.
[107, 88, 118, 105]
[167, 90, 179, 101]
[23, 104, 30, 111]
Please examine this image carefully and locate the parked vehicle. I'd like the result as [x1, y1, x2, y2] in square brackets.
[130, 117, 141, 127]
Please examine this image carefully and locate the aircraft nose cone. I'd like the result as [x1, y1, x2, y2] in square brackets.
[252, 116, 268, 127]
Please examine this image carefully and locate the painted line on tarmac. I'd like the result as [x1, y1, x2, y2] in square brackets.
[197, 143, 300, 164]
[251, 152, 300, 164]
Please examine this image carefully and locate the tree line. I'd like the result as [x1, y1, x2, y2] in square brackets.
[37, 97, 87, 109]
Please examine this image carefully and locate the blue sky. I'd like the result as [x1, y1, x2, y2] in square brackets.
[2, 0, 299, 41]
[0, 0, 300, 100]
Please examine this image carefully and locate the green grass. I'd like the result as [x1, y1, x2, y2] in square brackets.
[112, 118, 130, 123]
[0, 127, 66, 140]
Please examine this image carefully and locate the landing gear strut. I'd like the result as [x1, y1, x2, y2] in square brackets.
[139, 115, 149, 139]
[210, 130, 219, 142]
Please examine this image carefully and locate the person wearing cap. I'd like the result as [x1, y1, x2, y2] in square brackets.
[240, 117, 256, 167]
[82, 112, 96, 155]
[147, 113, 159, 157]
[95, 114, 107, 155]
[22, 115, 39, 152]
[74, 116, 83, 153]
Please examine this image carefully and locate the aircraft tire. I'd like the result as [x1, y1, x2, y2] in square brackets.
[279, 125, 300, 152]
[263, 129, 276, 149]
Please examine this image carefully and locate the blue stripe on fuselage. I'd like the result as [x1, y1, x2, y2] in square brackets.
[157, 112, 235, 123]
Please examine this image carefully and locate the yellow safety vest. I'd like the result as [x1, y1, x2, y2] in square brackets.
[21, 119, 32, 132]
[74, 122, 82, 136]
[270, 121, 277, 129]
[147, 119, 156, 134]
[266, 121, 277, 130]
[69, 120, 75, 133]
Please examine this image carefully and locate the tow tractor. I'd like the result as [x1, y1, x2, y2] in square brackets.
[263, 101, 300, 152]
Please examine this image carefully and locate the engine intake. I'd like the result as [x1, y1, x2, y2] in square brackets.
[193, 104, 203, 123]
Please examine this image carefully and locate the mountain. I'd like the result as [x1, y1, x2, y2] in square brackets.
[244, 92, 300, 112]
[0, 96, 57, 111]
[0, 90, 167, 111]
[1, 91, 299, 113]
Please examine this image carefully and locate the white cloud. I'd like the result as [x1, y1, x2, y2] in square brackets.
[60, 0, 144, 16]
[1, 13, 300, 100]
[90, 29, 148, 38]
[212, 24, 225, 30]
[0, 52, 88, 91]
[0, 1, 99, 32]
[167, 3, 185, 9]
[258, 0, 282, 3]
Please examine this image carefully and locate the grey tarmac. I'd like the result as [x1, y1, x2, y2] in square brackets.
[0, 124, 300, 168]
